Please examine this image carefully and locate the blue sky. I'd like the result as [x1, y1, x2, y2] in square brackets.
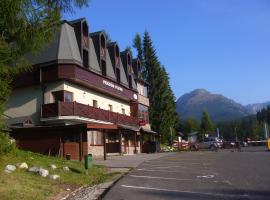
[66, 0, 270, 105]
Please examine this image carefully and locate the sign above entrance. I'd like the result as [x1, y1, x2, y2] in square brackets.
[102, 80, 123, 92]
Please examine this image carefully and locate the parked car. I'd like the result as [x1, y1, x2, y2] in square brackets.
[190, 137, 222, 151]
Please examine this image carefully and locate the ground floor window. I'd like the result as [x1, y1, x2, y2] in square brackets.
[89, 130, 103, 145]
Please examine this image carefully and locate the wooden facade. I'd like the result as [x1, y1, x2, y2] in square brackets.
[12, 124, 88, 161]
[42, 101, 138, 126]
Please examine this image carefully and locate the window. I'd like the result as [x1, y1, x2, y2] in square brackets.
[64, 91, 73, 102]
[127, 53, 131, 66]
[115, 45, 120, 67]
[100, 34, 106, 58]
[128, 75, 132, 88]
[138, 104, 149, 122]
[116, 68, 120, 83]
[83, 50, 89, 67]
[89, 130, 103, 145]
[101, 60, 106, 76]
[143, 86, 148, 97]
[108, 104, 113, 112]
[52, 91, 73, 103]
[93, 100, 98, 108]
[121, 108, 125, 115]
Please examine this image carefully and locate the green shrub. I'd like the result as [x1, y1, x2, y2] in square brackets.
[0, 131, 16, 155]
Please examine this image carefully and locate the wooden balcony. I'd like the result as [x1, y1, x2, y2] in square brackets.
[41, 102, 138, 127]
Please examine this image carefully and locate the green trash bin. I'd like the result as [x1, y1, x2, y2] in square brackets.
[84, 154, 92, 169]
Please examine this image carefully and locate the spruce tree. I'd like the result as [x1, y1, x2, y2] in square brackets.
[200, 111, 214, 138]
[133, 31, 179, 144]
[183, 118, 199, 134]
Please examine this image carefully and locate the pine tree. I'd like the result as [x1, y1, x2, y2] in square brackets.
[200, 111, 214, 138]
[183, 118, 199, 134]
[133, 31, 179, 144]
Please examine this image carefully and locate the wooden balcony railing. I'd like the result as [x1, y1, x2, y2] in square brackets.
[41, 102, 138, 127]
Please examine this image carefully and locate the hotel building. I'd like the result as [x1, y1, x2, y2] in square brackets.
[4, 18, 158, 160]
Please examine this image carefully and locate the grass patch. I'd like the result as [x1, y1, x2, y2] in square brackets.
[0, 150, 118, 200]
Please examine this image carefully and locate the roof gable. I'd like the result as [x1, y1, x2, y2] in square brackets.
[89, 37, 101, 74]
[105, 49, 116, 80]
[57, 23, 82, 65]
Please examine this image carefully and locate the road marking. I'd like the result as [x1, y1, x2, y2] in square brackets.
[143, 162, 204, 166]
[129, 175, 193, 181]
[197, 175, 215, 179]
[136, 168, 181, 173]
[153, 165, 188, 169]
[136, 168, 209, 173]
[121, 185, 250, 198]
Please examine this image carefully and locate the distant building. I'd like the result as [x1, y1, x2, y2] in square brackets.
[4, 18, 158, 160]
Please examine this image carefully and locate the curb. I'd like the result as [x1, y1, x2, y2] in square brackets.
[98, 169, 131, 199]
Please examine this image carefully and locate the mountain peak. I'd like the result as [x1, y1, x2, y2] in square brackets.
[176, 89, 249, 122]
[192, 88, 209, 94]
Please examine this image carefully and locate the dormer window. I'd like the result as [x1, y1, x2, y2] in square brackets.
[115, 45, 120, 67]
[83, 49, 88, 67]
[116, 68, 120, 83]
[100, 34, 106, 58]
[101, 60, 106, 76]
[82, 22, 89, 48]
[127, 53, 132, 73]
[127, 53, 131, 66]
[128, 75, 132, 88]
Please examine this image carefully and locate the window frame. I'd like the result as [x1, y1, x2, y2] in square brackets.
[93, 100, 98, 108]
[52, 90, 73, 103]
[108, 104, 113, 112]
[89, 130, 103, 146]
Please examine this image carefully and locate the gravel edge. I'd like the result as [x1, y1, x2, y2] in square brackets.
[60, 169, 130, 200]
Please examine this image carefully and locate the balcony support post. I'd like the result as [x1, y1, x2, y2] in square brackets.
[79, 130, 83, 162]
[119, 130, 122, 155]
[103, 130, 107, 160]
[134, 132, 137, 154]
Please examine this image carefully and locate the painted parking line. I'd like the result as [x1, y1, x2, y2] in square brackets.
[144, 161, 209, 165]
[136, 168, 183, 173]
[197, 175, 215, 179]
[136, 168, 210, 173]
[129, 175, 194, 181]
[139, 165, 188, 169]
[129, 175, 229, 184]
[121, 185, 250, 199]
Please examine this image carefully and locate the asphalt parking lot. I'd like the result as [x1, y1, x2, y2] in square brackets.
[103, 146, 270, 200]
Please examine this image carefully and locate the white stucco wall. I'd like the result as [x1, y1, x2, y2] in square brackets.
[63, 81, 131, 116]
[5, 80, 131, 126]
